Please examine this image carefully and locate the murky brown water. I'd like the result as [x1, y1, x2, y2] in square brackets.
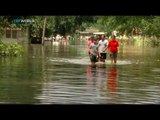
[0, 39, 160, 104]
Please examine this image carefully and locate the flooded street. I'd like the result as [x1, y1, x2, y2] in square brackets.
[0, 40, 160, 104]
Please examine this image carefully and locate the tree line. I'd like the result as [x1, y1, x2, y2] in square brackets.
[1, 16, 160, 38]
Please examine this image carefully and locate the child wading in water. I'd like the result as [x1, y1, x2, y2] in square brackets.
[89, 38, 99, 67]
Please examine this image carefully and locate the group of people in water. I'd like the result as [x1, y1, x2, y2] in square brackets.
[87, 34, 119, 66]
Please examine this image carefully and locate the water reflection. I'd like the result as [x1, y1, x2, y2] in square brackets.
[86, 64, 97, 83]
[86, 64, 107, 86]
[107, 65, 118, 97]
[0, 56, 43, 104]
[1, 39, 160, 104]
[86, 64, 119, 99]
[86, 64, 108, 100]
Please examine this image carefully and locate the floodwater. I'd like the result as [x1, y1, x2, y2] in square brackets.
[0, 39, 160, 104]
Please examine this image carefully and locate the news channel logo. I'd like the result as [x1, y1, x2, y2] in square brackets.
[12, 19, 35, 23]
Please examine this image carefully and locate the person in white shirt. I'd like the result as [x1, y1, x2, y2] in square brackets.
[98, 35, 108, 64]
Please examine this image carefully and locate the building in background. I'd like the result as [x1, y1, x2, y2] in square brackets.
[1, 27, 29, 43]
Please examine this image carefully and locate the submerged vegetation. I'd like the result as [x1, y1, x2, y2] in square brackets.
[0, 42, 24, 56]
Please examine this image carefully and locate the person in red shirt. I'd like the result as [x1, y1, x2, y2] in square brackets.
[103, 35, 119, 64]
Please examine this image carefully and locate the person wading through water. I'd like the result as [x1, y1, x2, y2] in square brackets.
[103, 35, 119, 64]
[97, 35, 108, 67]
[89, 38, 99, 67]
[87, 35, 94, 56]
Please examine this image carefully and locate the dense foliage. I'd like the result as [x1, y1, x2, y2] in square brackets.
[0, 42, 24, 56]
[1, 16, 160, 38]
[93, 16, 160, 37]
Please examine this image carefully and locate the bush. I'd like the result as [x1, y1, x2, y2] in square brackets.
[0, 42, 24, 56]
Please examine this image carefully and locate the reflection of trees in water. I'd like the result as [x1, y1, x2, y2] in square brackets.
[0, 57, 43, 103]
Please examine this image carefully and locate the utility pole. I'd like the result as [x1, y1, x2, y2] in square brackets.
[42, 16, 47, 45]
